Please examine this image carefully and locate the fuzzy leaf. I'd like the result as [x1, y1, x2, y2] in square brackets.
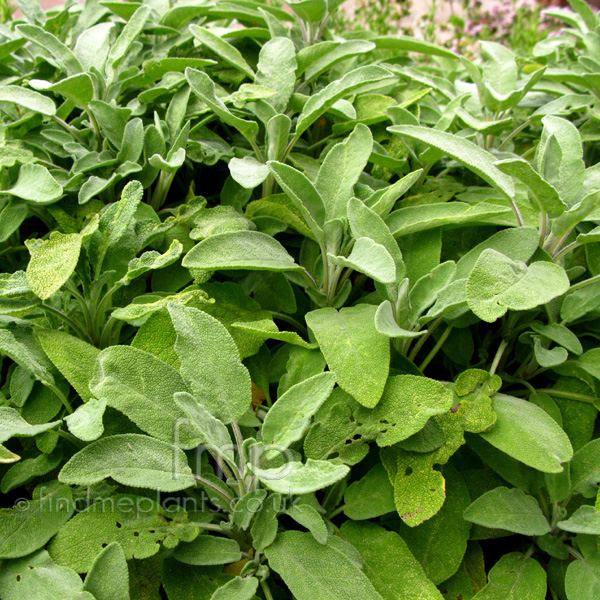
[183, 231, 302, 272]
[89, 345, 199, 448]
[329, 237, 397, 284]
[463, 486, 550, 536]
[210, 577, 258, 600]
[169, 304, 251, 424]
[343, 464, 396, 520]
[558, 505, 600, 535]
[49, 494, 198, 572]
[250, 459, 349, 494]
[0, 407, 60, 444]
[0, 483, 74, 559]
[389, 125, 515, 199]
[229, 156, 269, 189]
[341, 521, 444, 600]
[466, 249, 570, 323]
[59, 434, 196, 492]
[262, 372, 336, 452]
[306, 304, 390, 408]
[480, 393, 573, 473]
[265, 531, 384, 600]
[173, 536, 241, 566]
[83, 542, 130, 600]
[7, 164, 62, 205]
[0, 85, 55, 115]
[565, 553, 600, 600]
[471, 552, 546, 600]
[64, 398, 107, 442]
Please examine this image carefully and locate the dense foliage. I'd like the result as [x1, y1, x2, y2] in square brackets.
[1, 0, 600, 598]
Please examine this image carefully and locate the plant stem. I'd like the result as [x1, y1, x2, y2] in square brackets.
[261, 579, 275, 600]
[489, 339, 509, 376]
[408, 317, 442, 362]
[193, 474, 234, 505]
[418, 324, 453, 371]
[567, 273, 600, 293]
[270, 312, 308, 335]
[534, 388, 598, 405]
[41, 303, 92, 343]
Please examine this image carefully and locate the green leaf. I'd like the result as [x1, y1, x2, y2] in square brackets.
[495, 158, 566, 217]
[285, 504, 328, 544]
[64, 397, 107, 442]
[190, 25, 255, 80]
[0, 85, 56, 115]
[256, 37, 297, 113]
[267, 160, 326, 234]
[398, 466, 471, 585]
[173, 535, 241, 566]
[480, 393, 573, 473]
[375, 301, 425, 339]
[32, 73, 95, 107]
[466, 249, 570, 323]
[535, 115, 585, 205]
[169, 304, 251, 424]
[59, 434, 195, 491]
[565, 553, 600, 600]
[296, 65, 394, 137]
[388, 125, 515, 199]
[0, 445, 20, 463]
[265, 531, 384, 600]
[571, 439, 600, 497]
[17, 24, 83, 76]
[347, 197, 405, 277]
[26, 217, 98, 299]
[83, 542, 130, 600]
[306, 304, 390, 408]
[386, 202, 512, 238]
[36, 329, 99, 403]
[0, 483, 74, 559]
[0, 550, 83, 600]
[250, 458, 349, 494]
[229, 156, 269, 189]
[232, 319, 316, 349]
[356, 375, 453, 447]
[373, 34, 458, 59]
[89, 345, 199, 448]
[74, 22, 114, 72]
[251, 493, 281, 553]
[558, 505, 600, 534]
[340, 521, 444, 600]
[7, 164, 62, 205]
[183, 231, 302, 272]
[530, 322, 583, 355]
[471, 552, 546, 600]
[0, 321, 58, 385]
[343, 463, 396, 520]
[0, 406, 60, 444]
[122, 240, 183, 282]
[262, 371, 336, 452]
[381, 394, 496, 526]
[210, 577, 258, 600]
[196, 281, 273, 359]
[186, 68, 258, 142]
[408, 261, 456, 325]
[106, 5, 151, 76]
[174, 392, 234, 464]
[329, 237, 397, 284]
[463, 486, 550, 536]
[49, 494, 198, 572]
[315, 123, 373, 220]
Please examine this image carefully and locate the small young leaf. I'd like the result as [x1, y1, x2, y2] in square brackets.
[229, 156, 269, 189]
[329, 237, 397, 284]
[557, 505, 600, 535]
[64, 398, 107, 442]
[262, 371, 336, 452]
[285, 504, 328, 544]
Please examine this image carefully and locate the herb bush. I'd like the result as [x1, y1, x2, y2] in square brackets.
[0, 0, 600, 598]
